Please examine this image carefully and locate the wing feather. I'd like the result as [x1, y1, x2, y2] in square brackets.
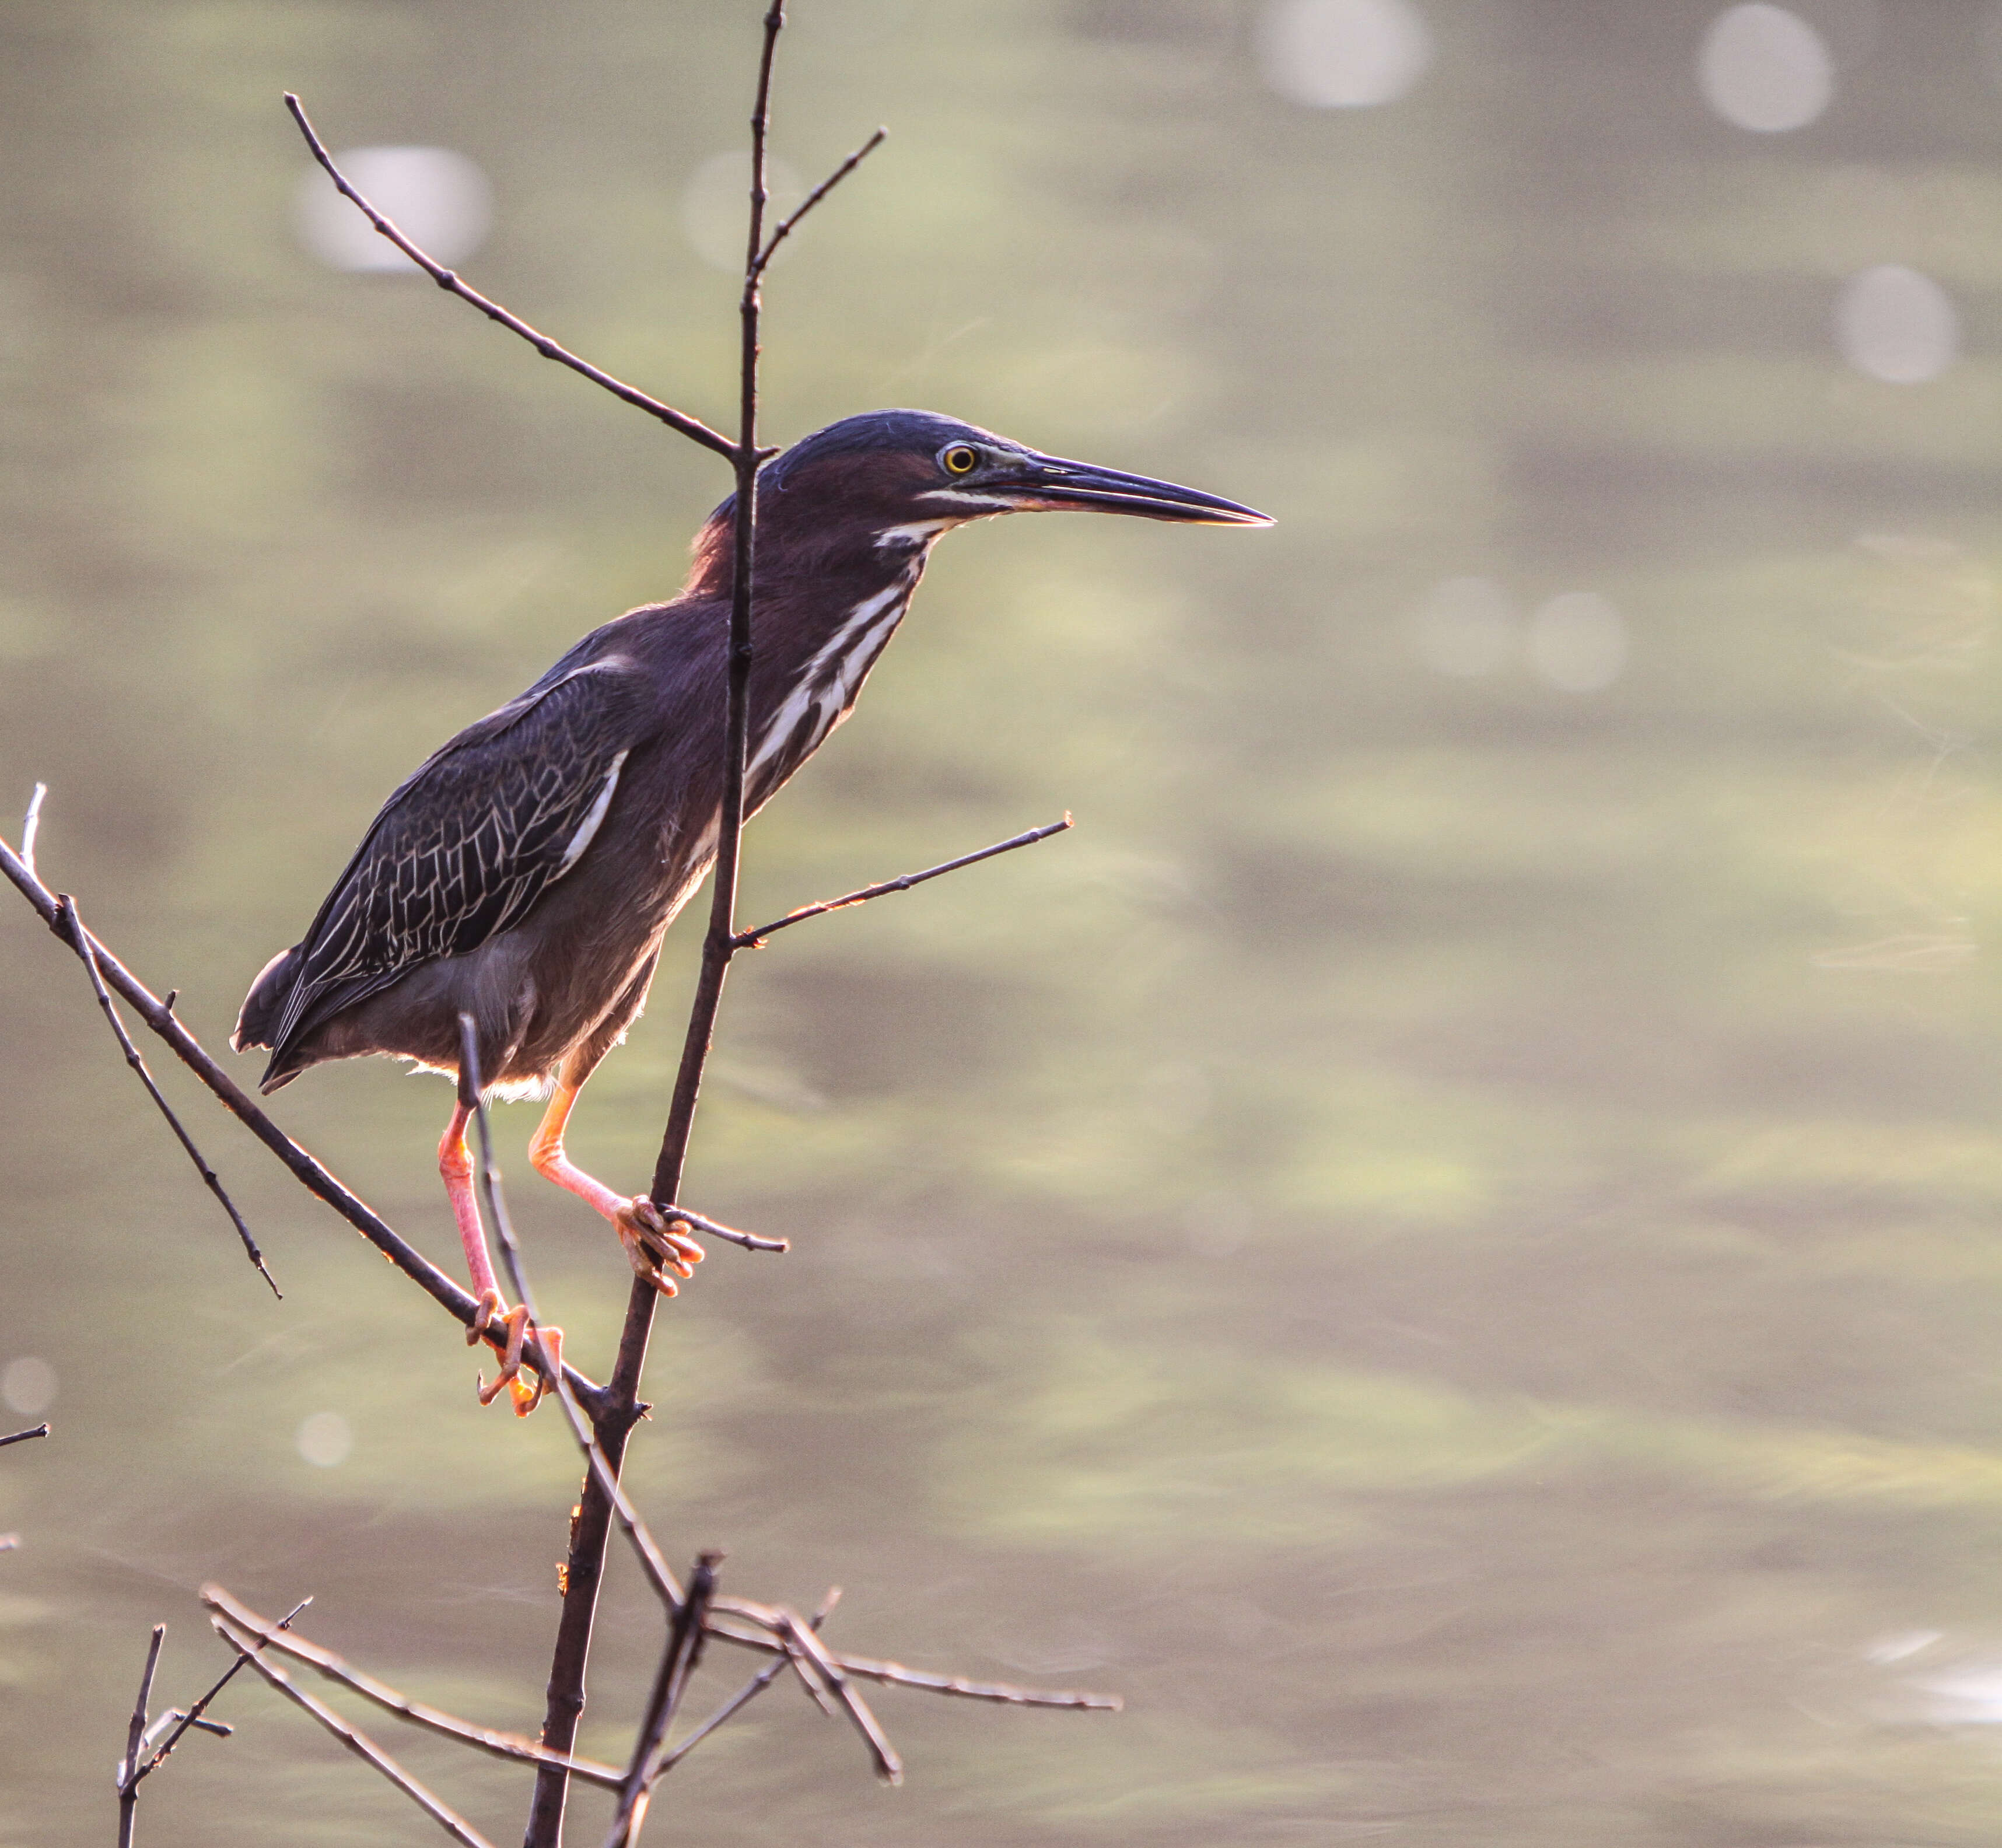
[260, 660, 652, 1059]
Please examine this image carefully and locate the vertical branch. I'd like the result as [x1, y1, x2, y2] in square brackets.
[116, 1624, 166, 1848]
[526, 9, 785, 1843]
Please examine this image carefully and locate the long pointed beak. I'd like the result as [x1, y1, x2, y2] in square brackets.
[992, 453, 1272, 526]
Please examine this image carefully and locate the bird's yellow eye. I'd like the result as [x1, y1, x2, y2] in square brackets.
[942, 444, 979, 475]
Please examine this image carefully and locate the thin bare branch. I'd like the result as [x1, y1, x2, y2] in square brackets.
[605, 1552, 720, 1848]
[134, 1597, 309, 1786]
[117, 1624, 166, 1848]
[201, 1590, 623, 1790]
[283, 94, 740, 463]
[647, 1204, 786, 1254]
[216, 1621, 499, 1848]
[0, 1423, 48, 1449]
[56, 894, 279, 1298]
[453, 1019, 686, 1615]
[736, 817, 1074, 947]
[750, 127, 887, 280]
[19, 782, 43, 877]
[652, 1587, 839, 1779]
[702, 1605, 1121, 1710]
[0, 818, 608, 1413]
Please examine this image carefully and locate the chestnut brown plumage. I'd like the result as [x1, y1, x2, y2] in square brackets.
[233, 408, 1270, 1409]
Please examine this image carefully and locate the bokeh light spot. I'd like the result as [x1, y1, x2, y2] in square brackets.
[296, 146, 494, 274]
[0, 1356, 55, 1416]
[681, 153, 806, 274]
[296, 1410, 352, 1468]
[1412, 576, 1516, 677]
[1256, 0, 1433, 110]
[1528, 593, 1627, 693]
[1699, 5, 1833, 132]
[1835, 265, 1959, 384]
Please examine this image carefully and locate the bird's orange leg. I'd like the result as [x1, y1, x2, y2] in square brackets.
[528, 1075, 704, 1295]
[439, 1102, 560, 1415]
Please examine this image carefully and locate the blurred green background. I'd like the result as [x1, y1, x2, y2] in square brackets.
[6, 0, 2002, 1841]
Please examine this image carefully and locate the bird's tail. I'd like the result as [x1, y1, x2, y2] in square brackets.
[231, 944, 299, 1056]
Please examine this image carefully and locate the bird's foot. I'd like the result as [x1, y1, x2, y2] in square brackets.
[468, 1290, 562, 1416]
[613, 1198, 705, 1297]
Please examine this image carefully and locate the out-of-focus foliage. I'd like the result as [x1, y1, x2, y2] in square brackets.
[5, 1, 2002, 1842]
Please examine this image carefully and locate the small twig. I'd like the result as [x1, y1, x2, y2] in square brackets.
[734, 817, 1073, 947]
[605, 1552, 720, 1848]
[454, 1020, 685, 1616]
[116, 1624, 166, 1848]
[750, 127, 887, 280]
[652, 1587, 839, 1779]
[57, 894, 279, 1299]
[201, 1589, 623, 1788]
[0, 1536, 18, 1553]
[215, 1622, 499, 1848]
[646, 1204, 786, 1255]
[132, 1597, 309, 1787]
[701, 1604, 1121, 1710]
[0, 1423, 49, 1449]
[0, 819, 608, 1412]
[283, 94, 741, 463]
[19, 782, 43, 876]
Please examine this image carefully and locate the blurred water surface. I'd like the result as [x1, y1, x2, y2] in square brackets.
[5, 2, 2002, 1842]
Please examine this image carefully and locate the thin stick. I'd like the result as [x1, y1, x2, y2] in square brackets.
[116, 1624, 166, 1848]
[529, 9, 786, 1838]
[454, 1021, 687, 1615]
[132, 1597, 309, 1787]
[200, 1590, 624, 1789]
[652, 1587, 839, 1779]
[604, 1552, 720, 1848]
[19, 783, 43, 876]
[283, 94, 741, 463]
[57, 895, 279, 1299]
[644, 1204, 786, 1254]
[750, 127, 887, 280]
[0, 825, 608, 1413]
[216, 1624, 498, 1848]
[0, 1423, 48, 1449]
[701, 1609, 1121, 1710]
[736, 817, 1074, 946]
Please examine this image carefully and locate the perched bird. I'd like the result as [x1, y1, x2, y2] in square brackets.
[233, 409, 1269, 1409]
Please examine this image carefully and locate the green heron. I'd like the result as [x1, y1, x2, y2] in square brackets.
[233, 409, 1269, 1410]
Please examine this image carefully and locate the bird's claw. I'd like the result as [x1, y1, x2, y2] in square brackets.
[469, 1290, 562, 1417]
[614, 1196, 705, 1296]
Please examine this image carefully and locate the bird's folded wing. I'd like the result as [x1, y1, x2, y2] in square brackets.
[265, 660, 653, 1053]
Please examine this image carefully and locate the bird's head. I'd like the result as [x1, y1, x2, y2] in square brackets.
[693, 408, 1270, 586]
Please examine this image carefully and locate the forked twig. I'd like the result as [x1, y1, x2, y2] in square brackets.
[736, 816, 1074, 946]
[55, 894, 278, 1298]
[116, 1625, 167, 1848]
[132, 1597, 310, 1787]
[652, 1587, 840, 1779]
[283, 94, 740, 463]
[215, 1620, 499, 1848]
[750, 127, 888, 280]
[201, 1589, 623, 1790]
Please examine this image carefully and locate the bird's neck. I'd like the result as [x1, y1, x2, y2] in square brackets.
[682, 510, 939, 804]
